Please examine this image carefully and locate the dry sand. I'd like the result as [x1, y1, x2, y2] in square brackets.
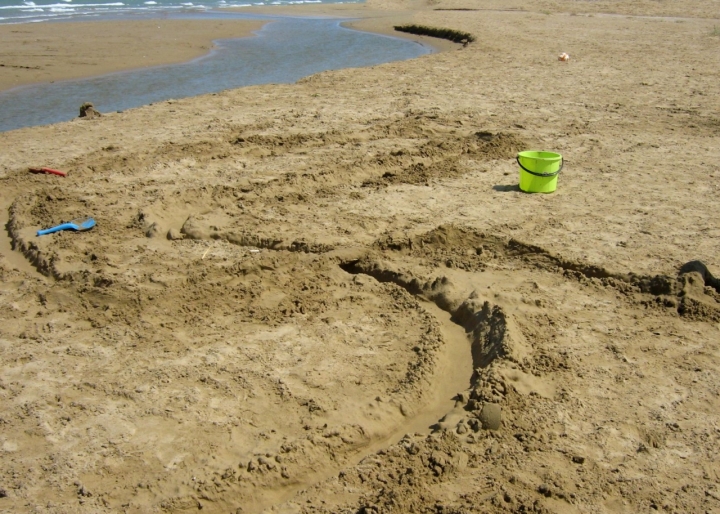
[1, 0, 720, 513]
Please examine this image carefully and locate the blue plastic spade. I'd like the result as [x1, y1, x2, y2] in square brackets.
[37, 217, 96, 236]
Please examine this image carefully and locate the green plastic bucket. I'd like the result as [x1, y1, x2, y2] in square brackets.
[517, 151, 563, 193]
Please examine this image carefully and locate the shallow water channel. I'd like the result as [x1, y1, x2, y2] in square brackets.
[0, 13, 431, 132]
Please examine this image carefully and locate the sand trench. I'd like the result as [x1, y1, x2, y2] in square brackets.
[3, 182, 720, 512]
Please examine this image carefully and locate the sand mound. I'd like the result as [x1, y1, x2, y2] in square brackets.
[79, 102, 102, 119]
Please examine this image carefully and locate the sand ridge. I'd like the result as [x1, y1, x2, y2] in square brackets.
[1, 0, 720, 512]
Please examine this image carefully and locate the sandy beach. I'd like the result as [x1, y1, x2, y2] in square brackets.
[1, 0, 720, 513]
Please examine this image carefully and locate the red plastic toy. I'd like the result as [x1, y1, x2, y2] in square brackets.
[29, 167, 67, 177]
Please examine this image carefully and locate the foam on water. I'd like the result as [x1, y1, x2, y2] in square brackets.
[1, 0, 363, 24]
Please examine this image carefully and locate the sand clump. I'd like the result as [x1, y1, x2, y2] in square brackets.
[79, 102, 102, 119]
[2, 0, 720, 512]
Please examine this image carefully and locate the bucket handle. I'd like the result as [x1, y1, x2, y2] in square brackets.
[517, 156, 563, 177]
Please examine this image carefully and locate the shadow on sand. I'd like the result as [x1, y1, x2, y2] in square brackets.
[492, 184, 521, 192]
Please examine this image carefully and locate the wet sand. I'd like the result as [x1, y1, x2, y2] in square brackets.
[1, 0, 720, 512]
[0, 9, 454, 94]
[0, 19, 266, 92]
